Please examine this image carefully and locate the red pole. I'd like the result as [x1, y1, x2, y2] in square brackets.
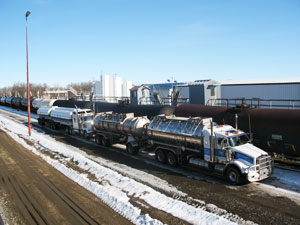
[26, 11, 31, 136]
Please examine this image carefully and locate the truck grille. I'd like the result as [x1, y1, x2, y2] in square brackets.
[256, 155, 273, 175]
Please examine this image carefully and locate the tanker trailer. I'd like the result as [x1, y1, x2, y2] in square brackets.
[37, 106, 94, 136]
[93, 112, 150, 154]
[147, 115, 273, 184]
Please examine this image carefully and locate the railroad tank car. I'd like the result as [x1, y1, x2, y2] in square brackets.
[174, 104, 300, 157]
[20, 97, 36, 111]
[0, 96, 5, 105]
[11, 97, 22, 109]
[4, 97, 13, 106]
[94, 101, 175, 119]
[53, 100, 93, 109]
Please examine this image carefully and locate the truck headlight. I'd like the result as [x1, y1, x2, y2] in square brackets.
[249, 166, 256, 172]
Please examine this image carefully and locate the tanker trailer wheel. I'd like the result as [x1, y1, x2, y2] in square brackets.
[126, 143, 138, 155]
[226, 167, 241, 185]
[156, 149, 166, 163]
[95, 135, 102, 145]
[167, 152, 178, 167]
[102, 138, 111, 147]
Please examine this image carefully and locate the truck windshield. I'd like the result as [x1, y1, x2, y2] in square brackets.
[84, 116, 94, 121]
[228, 134, 249, 147]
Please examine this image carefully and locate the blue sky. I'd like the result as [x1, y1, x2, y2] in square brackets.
[0, 0, 299, 87]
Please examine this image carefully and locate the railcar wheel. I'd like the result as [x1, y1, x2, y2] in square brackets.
[127, 143, 138, 155]
[226, 167, 241, 185]
[156, 149, 166, 163]
[167, 152, 177, 167]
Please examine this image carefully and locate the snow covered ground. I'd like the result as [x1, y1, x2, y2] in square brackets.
[0, 107, 242, 225]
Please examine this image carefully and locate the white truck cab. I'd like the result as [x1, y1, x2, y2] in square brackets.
[203, 123, 273, 184]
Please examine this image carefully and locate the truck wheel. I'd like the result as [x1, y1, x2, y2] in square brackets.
[167, 152, 177, 167]
[127, 143, 138, 155]
[226, 167, 241, 185]
[83, 131, 89, 139]
[102, 138, 111, 147]
[65, 127, 69, 134]
[95, 136, 102, 145]
[80, 130, 84, 136]
[156, 149, 166, 163]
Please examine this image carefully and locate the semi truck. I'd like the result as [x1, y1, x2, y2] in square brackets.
[93, 112, 273, 184]
[37, 106, 94, 137]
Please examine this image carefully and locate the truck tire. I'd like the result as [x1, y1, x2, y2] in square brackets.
[102, 138, 111, 147]
[65, 127, 69, 134]
[167, 152, 178, 167]
[83, 131, 89, 139]
[226, 167, 242, 185]
[95, 135, 102, 145]
[80, 130, 84, 136]
[156, 149, 166, 163]
[126, 143, 138, 155]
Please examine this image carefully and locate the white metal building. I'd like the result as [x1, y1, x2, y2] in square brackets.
[220, 78, 300, 108]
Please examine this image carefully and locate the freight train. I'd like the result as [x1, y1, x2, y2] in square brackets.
[0, 96, 299, 158]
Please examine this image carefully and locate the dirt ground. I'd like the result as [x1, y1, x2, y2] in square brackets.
[0, 130, 132, 225]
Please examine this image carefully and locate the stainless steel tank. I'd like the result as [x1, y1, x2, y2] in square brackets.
[93, 112, 150, 137]
[147, 115, 209, 148]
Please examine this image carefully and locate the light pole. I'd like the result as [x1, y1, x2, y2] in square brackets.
[26, 11, 31, 136]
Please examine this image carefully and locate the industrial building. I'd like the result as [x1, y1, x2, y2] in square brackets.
[220, 78, 300, 109]
[174, 80, 221, 105]
[130, 80, 221, 106]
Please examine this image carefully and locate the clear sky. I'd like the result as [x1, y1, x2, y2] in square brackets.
[0, 0, 299, 87]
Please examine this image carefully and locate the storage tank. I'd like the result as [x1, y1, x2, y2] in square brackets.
[37, 106, 58, 116]
[93, 112, 150, 138]
[32, 99, 57, 112]
[147, 115, 209, 148]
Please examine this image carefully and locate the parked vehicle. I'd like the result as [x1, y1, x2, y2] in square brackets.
[37, 106, 94, 137]
[92, 112, 273, 184]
